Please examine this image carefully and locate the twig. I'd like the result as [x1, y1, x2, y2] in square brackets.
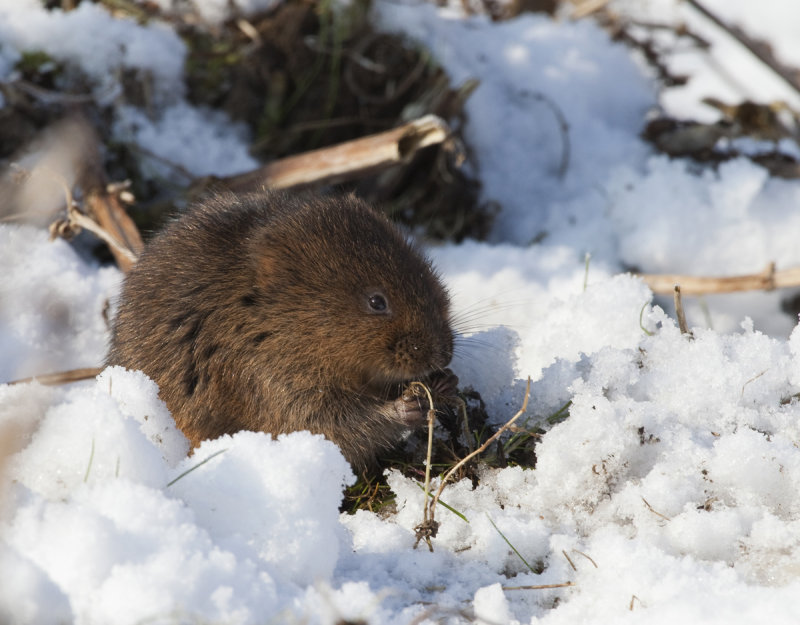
[410, 381, 438, 552]
[10, 116, 143, 271]
[673, 285, 689, 335]
[456, 396, 474, 453]
[570, 0, 610, 20]
[6, 366, 103, 386]
[77, 120, 144, 271]
[686, 0, 800, 99]
[343, 33, 429, 104]
[44, 166, 139, 266]
[10, 79, 97, 104]
[637, 262, 794, 295]
[56, 202, 138, 264]
[217, 115, 450, 192]
[503, 582, 576, 591]
[80, 192, 141, 269]
[419, 378, 531, 549]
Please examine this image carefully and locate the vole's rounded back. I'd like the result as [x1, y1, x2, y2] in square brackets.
[108, 191, 455, 470]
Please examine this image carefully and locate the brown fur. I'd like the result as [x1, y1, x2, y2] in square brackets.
[107, 191, 455, 470]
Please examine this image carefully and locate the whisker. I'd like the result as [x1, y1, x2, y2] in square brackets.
[454, 338, 508, 353]
[449, 301, 531, 326]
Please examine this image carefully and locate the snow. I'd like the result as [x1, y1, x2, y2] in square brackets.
[373, 2, 656, 248]
[114, 104, 259, 180]
[148, 0, 282, 25]
[0, 0, 185, 104]
[0, 226, 120, 382]
[3, 0, 800, 624]
[608, 0, 800, 121]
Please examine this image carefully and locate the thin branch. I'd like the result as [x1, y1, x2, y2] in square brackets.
[43, 165, 139, 266]
[6, 366, 103, 386]
[686, 0, 800, 99]
[10, 79, 97, 104]
[67, 202, 139, 263]
[217, 115, 450, 192]
[9, 116, 143, 271]
[503, 582, 576, 591]
[636, 262, 800, 295]
[571, 0, 611, 21]
[409, 381, 436, 547]
[429, 379, 530, 525]
[77, 119, 144, 271]
[673, 285, 689, 335]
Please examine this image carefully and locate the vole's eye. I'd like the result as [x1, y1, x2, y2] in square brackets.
[368, 293, 389, 313]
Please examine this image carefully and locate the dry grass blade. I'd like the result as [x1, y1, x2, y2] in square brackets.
[166, 449, 228, 487]
[641, 497, 670, 521]
[487, 513, 536, 573]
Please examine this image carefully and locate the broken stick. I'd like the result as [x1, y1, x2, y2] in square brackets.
[637, 263, 800, 295]
[218, 114, 451, 193]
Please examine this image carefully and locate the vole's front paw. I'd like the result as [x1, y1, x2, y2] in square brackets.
[395, 369, 459, 427]
[428, 368, 459, 399]
[395, 390, 426, 428]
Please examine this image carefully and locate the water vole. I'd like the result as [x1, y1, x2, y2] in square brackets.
[107, 191, 456, 470]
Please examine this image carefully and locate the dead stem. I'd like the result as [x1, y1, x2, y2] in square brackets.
[416, 378, 531, 551]
[6, 367, 103, 386]
[637, 262, 794, 295]
[673, 285, 689, 335]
